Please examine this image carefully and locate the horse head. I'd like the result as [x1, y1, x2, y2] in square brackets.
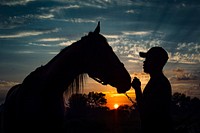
[82, 22, 131, 93]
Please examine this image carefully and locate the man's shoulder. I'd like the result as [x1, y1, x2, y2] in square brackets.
[151, 76, 171, 89]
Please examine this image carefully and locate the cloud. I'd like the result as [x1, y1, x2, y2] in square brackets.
[59, 0, 134, 9]
[0, 80, 19, 88]
[0, 3, 82, 29]
[168, 51, 200, 64]
[58, 40, 77, 46]
[65, 1, 109, 9]
[177, 42, 200, 53]
[122, 31, 151, 36]
[0, 28, 59, 39]
[37, 38, 67, 42]
[37, 14, 55, 19]
[0, 15, 33, 29]
[48, 5, 80, 13]
[47, 51, 59, 55]
[128, 59, 140, 63]
[0, 80, 19, 104]
[0, 0, 35, 6]
[125, 10, 135, 14]
[105, 32, 162, 60]
[167, 68, 200, 98]
[28, 43, 54, 47]
[170, 68, 199, 81]
[62, 18, 96, 23]
[0, 31, 43, 38]
[173, 68, 185, 73]
[104, 34, 120, 39]
[104, 31, 200, 65]
[28, 38, 70, 47]
[176, 74, 197, 80]
[15, 50, 35, 54]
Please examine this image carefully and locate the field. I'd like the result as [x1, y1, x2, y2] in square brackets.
[64, 92, 200, 133]
[64, 109, 141, 133]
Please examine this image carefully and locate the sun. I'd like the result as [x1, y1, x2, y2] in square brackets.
[114, 104, 119, 109]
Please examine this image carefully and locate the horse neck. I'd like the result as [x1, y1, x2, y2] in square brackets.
[43, 41, 86, 90]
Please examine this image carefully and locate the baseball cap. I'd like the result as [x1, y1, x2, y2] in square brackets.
[139, 47, 169, 63]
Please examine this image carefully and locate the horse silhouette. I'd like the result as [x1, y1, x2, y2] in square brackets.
[0, 22, 131, 133]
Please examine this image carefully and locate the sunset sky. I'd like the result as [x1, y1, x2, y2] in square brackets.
[0, 0, 200, 109]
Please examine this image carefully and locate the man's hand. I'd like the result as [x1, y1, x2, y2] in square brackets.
[131, 77, 141, 90]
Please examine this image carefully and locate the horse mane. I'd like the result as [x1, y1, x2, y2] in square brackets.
[58, 39, 88, 95]
[67, 74, 87, 95]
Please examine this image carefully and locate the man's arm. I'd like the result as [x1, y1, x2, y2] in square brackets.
[131, 77, 143, 110]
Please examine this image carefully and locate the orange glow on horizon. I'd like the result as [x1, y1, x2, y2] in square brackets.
[105, 91, 135, 109]
[82, 73, 149, 109]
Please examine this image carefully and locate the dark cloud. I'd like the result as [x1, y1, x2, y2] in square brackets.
[173, 68, 185, 73]
[170, 68, 200, 81]
[0, 80, 18, 87]
[0, 80, 18, 104]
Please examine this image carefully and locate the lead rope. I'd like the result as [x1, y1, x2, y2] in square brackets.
[124, 93, 135, 105]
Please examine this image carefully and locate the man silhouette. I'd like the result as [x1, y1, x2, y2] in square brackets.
[131, 47, 173, 133]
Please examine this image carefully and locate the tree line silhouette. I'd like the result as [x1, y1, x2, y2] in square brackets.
[63, 91, 200, 133]
[65, 92, 108, 115]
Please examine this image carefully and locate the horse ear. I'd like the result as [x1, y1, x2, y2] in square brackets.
[94, 21, 100, 34]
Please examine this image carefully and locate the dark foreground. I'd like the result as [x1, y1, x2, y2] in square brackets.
[64, 92, 200, 133]
[0, 92, 200, 133]
[64, 108, 141, 133]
